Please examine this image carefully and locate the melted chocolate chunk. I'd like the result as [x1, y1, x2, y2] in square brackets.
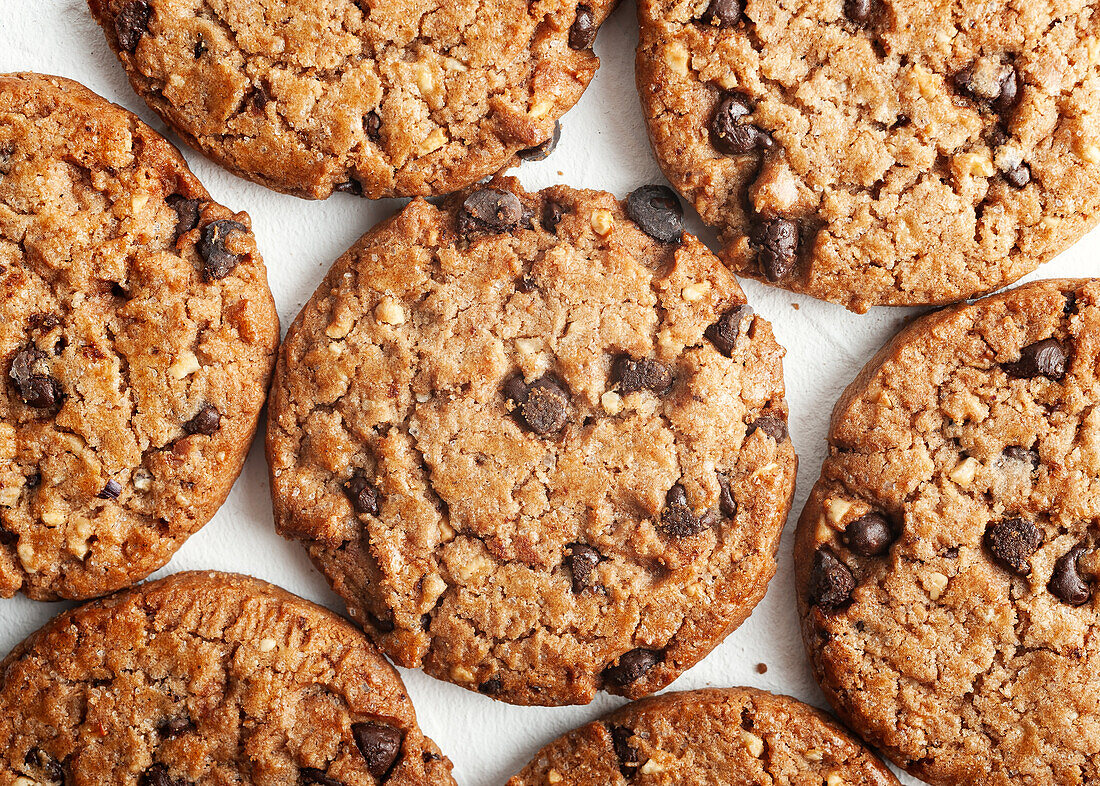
[197, 220, 248, 281]
[458, 189, 526, 236]
[1048, 545, 1091, 606]
[609, 725, 640, 777]
[626, 185, 683, 244]
[1003, 338, 1067, 380]
[985, 517, 1042, 574]
[115, 0, 152, 53]
[566, 543, 601, 593]
[183, 404, 221, 436]
[518, 122, 561, 161]
[569, 5, 597, 49]
[603, 648, 662, 687]
[352, 721, 404, 778]
[809, 548, 855, 610]
[705, 305, 753, 356]
[9, 349, 62, 411]
[344, 473, 381, 516]
[614, 355, 673, 395]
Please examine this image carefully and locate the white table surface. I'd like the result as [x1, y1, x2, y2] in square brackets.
[2, 3, 1097, 784]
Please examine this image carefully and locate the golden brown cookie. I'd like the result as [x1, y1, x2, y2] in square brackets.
[796, 278, 1100, 784]
[87, 0, 615, 199]
[267, 178, 797, 706]
[0, 571, 456, 785]
[636, 0, 1100, 311]
[0, 73, 279, 601]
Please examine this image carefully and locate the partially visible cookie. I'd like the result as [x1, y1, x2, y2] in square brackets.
[86, 0, 614, 199]
[636, 0, 1100, 311]
[507, 687, 900, 785]
[0, 73, 279, 600]
[0, 571, 455, 785]
[796, 279, 1100, 784]
[267, 177, 797, 705]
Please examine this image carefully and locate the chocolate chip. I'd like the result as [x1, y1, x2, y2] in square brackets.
[115, 0, 152, 53]
[626, 185, 683, 244]
[26, 471, 40, 489]
[458, 189, 525, 236]
[808, 548, 855, 610]
[344, 473, 381, 516]
[569, 5, 597, 50]
[1002, 445, 1040, 470]
[992, 67, 1021, 115]
[518, 122, 561, 161]
[843, 512, 895, 557]
[660, 484, 709, 537]
[366, 611, 395, 633]
[1003, 338, 1067, 380]
[955, 63, 1022, 117]
[300, 768, 342, 786]
[705, 305, 754, 357]
[197, 220, 247, 281]
[566, 543, 601, 593]
[97, 479, 123, 500]
[710, 94, 772, 156]
[110, 282, 129, 299]
[1003, 163, 1030, 189]
[697, 0, 741, 27]
[1065, 291, 1078, 315]
[844, 0, 873, 23]
[193, 35, 206, 58]
[755, 219, 799, 282]
[9, 349, 62, 410]
[364, 111, 382, 143]
[717, 473, 737, 517]
[334, 179, 363, 196]
[157, 716, 195, 739]
[614, 355, 672, 395]
[985, 517, 1042, 574]
[477, 677, 503, 695]
[183, 404, 221, 436]
[505, 375, 569, 435]
[748, 415, 787, 441]
[250, 83, 271, 111]
[603, 648, 661, 687]
[24, 747, 64, 782]
[166, 195, 201, 242]
[609, 725, 640, 777]
[352, 721, 404, 778]
[0, 527, 15, 545]
[140, 764, 189, 786]
[541, 200, 566, 233]
[1049, 545, 1091, 606]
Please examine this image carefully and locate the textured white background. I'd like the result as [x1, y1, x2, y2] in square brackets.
[1, 2, 1097, 783]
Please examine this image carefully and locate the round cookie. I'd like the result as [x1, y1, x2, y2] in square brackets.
[507, 687, 900, 785]
[795, 279, 1100, 784]
[635, 0, 1100, 312]
[266, 177, 797, 706]
[0, 73, 279, 600]
[86, 0, 614, 200]
[0, 571, 456, 785]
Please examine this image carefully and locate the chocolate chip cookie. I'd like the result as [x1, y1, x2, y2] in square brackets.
[87, 0, 614, 200]
[506, 687, 900, 785]
[796, 278, 1100, 784]
[266, 177, 797, 706]
[636, 0, 1100, 311]
[0, 73, 279, 600]
[0, 570, 455, 785]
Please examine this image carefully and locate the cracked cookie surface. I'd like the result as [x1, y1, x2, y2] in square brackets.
[266, 177, 796, 706]
[795, 279, 1100, 784]
[0, 570, 456, 785]
[506, 687, 899, 785]
[636, 0, 1100, 311]
[87, 0, 614, 200]
[0, 73, 279, 601]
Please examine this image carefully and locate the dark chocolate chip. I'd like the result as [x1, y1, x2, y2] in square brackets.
[352, 721, 404, 778]
[710, 94, 772, 156]
[660, 484, 708, 537]
[1002, 445, 1040, 470]
[614, 355, 673, 396]
[364, 111, 382, 143]
[477, 677, 503, 695]
[1065, 291, 1078, 315]
[626, 185, 683, 244]
[197, 220, 248, 281]
[458, 189, 525, 236]
[183, 404, 221, 436]
[844, 0, 874, 22]
[300, 768, 342, 786]
[366, 611, 395, 633]
[568, 5, 597, 50]
[250, 83, 271, 111]
[9, 349, 62, 410]
[955, 63, 1022, 117]
[1003, 163, 1030, 189]
[115, 0, 152, 53]
[0, 527, 15, 545]
[1003, 338, 1067, 380]
[140, 764, 189, 786]
[1049, 545, 1091, 606]
[344, 473, 381, 516]
[603, 648, 661, 687]
[705, 305, 754, 357]
[166, 195, 202, 242]
[506, 375, 569, 435]
[518, 122, 561, 161]
[24, 747, 64, 782]
[755, 219, 799, 282]
[609, 725, 640, 777]
[808, 548, 855, 610]
[717, 473, 737, 517]
[748, 415, 787, 441]
[110, 282, 129, 299]
[26, 471, 41, 489]
[985, 517, 1042, 574]
[698, 0, 741, 27]
[541, 200, 566, 233]
[992, 67, 1021, 115]
[157, 716, 195, 739]
[843, 512, 895, 557]
[334, 179, 363, 196]
[566, 543, 601, 593]
[193, 35, 206, 59]
[30, 313, 60, 332]
[97, 479, 123, 500]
